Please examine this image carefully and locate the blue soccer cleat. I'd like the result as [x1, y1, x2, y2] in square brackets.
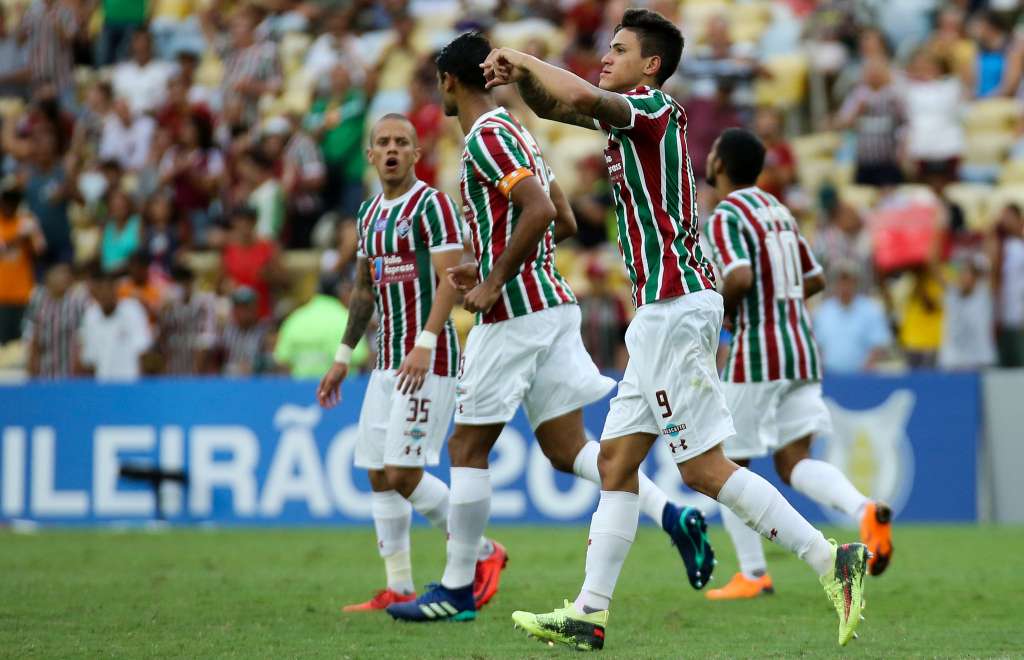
[386, 582, 476, 622]
[662, 503, 716, 590]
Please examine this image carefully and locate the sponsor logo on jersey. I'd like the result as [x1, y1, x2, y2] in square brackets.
[662, 422, 687, 437]
[405, 427, 426, 441]
[396, 216, 412, 238]
[374, 214, 388, 232]
[371, 252, 418, 285]
[604, 142, 624, 185]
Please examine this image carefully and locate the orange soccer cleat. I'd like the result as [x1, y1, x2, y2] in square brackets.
[473, 540, 508, 608]
[860, 501, 894, 576]
[705, 572, 774, 600]
[342, 588, 416, 612]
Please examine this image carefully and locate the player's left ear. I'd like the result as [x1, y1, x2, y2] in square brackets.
[643, 54, 662, 81]
[413, 145, 422, 164]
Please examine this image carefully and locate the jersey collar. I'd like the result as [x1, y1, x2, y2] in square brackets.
[466, 106, 507, 140]
[379, 179, 425, 209]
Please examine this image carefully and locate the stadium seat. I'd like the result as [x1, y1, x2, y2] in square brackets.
[963, 98, 1021, 135]
[998, 159, 1024, 185]
[755, 53, 808, 108]
[963, 131, 1013, 167]
[943, 182, 993, 231]
[279, 32, 312, 79]
[838, 184, 879, 213]
[791, 131, 841, 162]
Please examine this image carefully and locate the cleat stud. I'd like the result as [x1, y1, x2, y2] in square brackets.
[696, 581, 702, 588]
[852, 633, 859, 640]
[860, 615, 865, 621]
[696, 571, 701, 577]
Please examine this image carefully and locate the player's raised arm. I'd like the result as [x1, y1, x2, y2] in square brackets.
[317, 257, 374, 407]
[483, 48, 629, 130]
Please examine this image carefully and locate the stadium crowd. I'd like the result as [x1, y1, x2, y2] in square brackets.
[1, 0, 1024, 381]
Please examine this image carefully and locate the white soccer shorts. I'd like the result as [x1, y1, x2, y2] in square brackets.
[353, 369, 456, 470]
[601, 290, 736, 464]
[720, 380, 833, 460]
[454, 304, 615, 430]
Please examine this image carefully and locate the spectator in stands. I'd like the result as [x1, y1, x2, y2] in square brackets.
[754, 106, 798, 203]
[569, 154, 613, 250]
[99, 99, 156, 173]
[303, 7, 366, 83]
[275, 115, 325, 249]
[0, 11, 30, 99]
[20, 0, 79, 105]
[111, 30, 175, 115]
[97, 0, 149, 66]
[813, 261, 892, 373]
[220, 206, 281, 319]
[836, 55, 904, 187]
[24, 263, 88, 378]
[898, 266, 944, 369]
[18, 123, 76, 272]
[158, 264, 217, 375]
[243, 148, 285, 241]
[927, 6, 975, 89]
[408, 68, 443, 187]
[578, 257, 628, 371]
[79, 268, 152, 381]
[970, 10, 1013, 98]
[307, 64, 373, 223]
[0, 185, 45, 343]
[215, 285, 272, 376]
[159, 110, 225, 247]
[117, 251, 165, 318]
[905, 47, 964, 186]
[273, 275, 369, 379]
[100, 188, 141, 273]
[207, 5, 282, 122]
[813, 196, 873, 290]
[151, 1, 204, 62]
[375, 12, 419, 91]
[939, 252, 996, 370]
[142, 192, 180, 275]
[993, 203, 1024, 367]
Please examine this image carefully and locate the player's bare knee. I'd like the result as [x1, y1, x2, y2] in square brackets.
[679, 446, 735, 498]
[774, 437, 811, 485]
[384, 465, 422, 497]
[447, 427, 492, 468]
[540, 443, 576, 474]
[367, 469, 391, 492]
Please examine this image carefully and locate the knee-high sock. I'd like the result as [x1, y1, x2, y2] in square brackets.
[789, 458, 869, 521]
[575, 490, 639, 613]
[407, 471, 449, 530]
[372, 490, 414, 594]
[441, 467, 491, 589]
[717, 468, 834, 576]
[720, 504, 768, 579]
[572, 441, 668, 524]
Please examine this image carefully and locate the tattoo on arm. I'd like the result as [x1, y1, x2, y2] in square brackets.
[341, 259, 375, 347]
[586, 92, 633, 130]
[518, 74, 596, 130]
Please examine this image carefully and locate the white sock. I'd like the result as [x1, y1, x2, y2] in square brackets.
[478, 537, 495, 561]
[441, 467, 491, 589]
[572, 441, 668, 524]
[407, 471, 450, 530]
[720, 504, 767, 579]
[717, 468, 834, 577]
[789, 458, 869, 520]
[372, 490, 414, 593]
[575, 490, 639, 613]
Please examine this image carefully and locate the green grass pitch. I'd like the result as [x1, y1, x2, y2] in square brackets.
[2, 525, 1022, 658]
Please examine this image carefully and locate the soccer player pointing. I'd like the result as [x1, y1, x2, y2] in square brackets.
[484, 8, 869, 650]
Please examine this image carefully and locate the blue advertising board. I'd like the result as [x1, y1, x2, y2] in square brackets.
[0, 372, 979, 526]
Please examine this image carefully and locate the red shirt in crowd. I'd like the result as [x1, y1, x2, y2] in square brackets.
[222, 239, 276, 317]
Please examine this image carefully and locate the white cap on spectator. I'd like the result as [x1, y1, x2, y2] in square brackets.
[262, 116, 291, 137]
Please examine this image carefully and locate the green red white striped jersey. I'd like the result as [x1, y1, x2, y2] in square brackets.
[356, 180, 462, 377]
[705, 186, 823, 383]
[460, 106, 576, 324]
[599, 87, 716, 308]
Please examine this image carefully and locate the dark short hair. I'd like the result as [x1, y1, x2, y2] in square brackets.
[435, 32, 490, 90]
[715, 127, 766, 186]
[613, 8, 684, 86]
[170, 263, 194, 283]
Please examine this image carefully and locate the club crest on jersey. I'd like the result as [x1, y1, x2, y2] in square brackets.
[396, 216, 412, 238]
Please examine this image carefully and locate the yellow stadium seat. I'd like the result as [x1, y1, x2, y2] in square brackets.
[791, 131, 841, 161]
[963, 131, 1013, 166]
[944, 182, 993, 231]
[279, 32, 312, 79]
[998, 159, 1024, 184]
[838, 184, 879, 213]
[963, 98, 1021, 134]
[754, 53, 807, 108]
[796, 157, 836, 193]
[728, 1, 771, 23]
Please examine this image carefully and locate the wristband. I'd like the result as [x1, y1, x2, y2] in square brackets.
[334, 344, 353, 365]
[415, 330, 438, 350]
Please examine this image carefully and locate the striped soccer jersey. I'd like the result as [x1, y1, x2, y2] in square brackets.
[356, 180, 462, 376]
[705, 186, 823, 383]
[599, 86, 717, 308]
[460, 106, 576, 324]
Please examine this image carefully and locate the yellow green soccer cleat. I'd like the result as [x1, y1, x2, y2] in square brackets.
[820, 540, 870, 646]
[512, 600, 608, 651]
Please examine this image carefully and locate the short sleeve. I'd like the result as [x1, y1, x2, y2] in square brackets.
[600, 89, 669, 134]
[465, 126, 533, 198]
[706, 207, 750, 276]
[354, 201, 369, 258]
[798, 233, 823, 277]
[421, 191, 464, 252]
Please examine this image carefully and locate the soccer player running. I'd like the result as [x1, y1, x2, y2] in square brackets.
[317, 113, 503, 612]
[387, 32, 716, 624]
[703, 128, 893, 601]
[483, 8, 869, 650]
